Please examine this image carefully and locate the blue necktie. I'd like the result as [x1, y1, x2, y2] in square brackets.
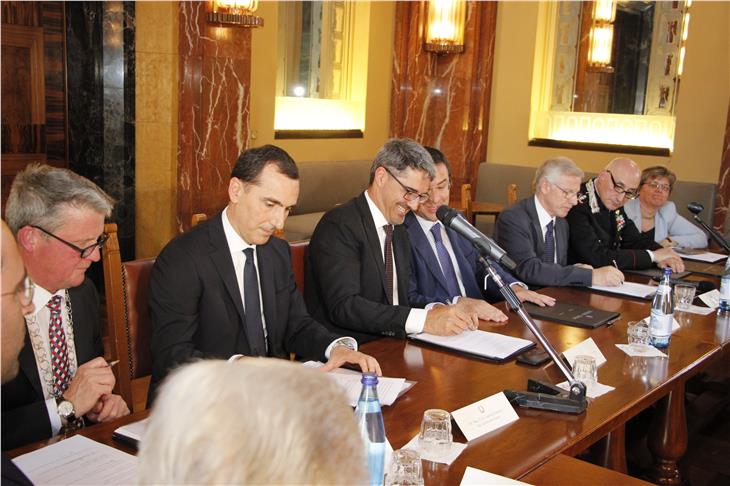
[430, 223, 462, 300]
[543, 220, 555, 264]
[243, 248, 266, 356]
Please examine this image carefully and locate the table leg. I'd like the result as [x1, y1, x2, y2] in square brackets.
[648, 381, 687, 485]
[596, 423, 627, 473]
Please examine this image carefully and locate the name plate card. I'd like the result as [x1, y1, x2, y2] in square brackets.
[451, 392, 519, 442]
[562, 337, 607, 368]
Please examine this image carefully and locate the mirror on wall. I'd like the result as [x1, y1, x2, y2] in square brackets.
[551, 1, 688, 116]
[530, 0, 690, 154]
[276, 1, 353, 100]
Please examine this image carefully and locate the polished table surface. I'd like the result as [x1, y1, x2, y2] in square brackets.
[8, 281, 727, 484]
[522, 454, 654, 485]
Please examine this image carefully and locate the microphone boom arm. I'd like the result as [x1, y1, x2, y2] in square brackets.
[478, 255, 587, 414]
[691, 214, 730, 253]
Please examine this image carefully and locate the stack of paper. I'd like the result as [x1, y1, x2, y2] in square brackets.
[589, 281, 656, 300]
[13, 435, 137, 485]
[302, 362, 412, 407]
[410, 330, 534, 362]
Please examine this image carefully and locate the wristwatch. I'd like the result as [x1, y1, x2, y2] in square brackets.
[55, 396, 83, 433]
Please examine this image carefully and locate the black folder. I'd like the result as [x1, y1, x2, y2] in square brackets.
[523, 301, 620, 329]
[625, 268, 690, 279]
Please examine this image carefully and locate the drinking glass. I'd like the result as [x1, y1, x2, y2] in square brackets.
[385, 449, 423, 486]
[572, 355, 598, 389]
[627, 320, 650, 351]
[418, 409, 452, 456]
[674, 284, 696, 311]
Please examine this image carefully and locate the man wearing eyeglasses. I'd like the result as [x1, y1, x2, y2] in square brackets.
[408, 147, 556, 308]
[2, 164, 129, 451]
[496, 157, 625, 287]
[566, 158, 685, 272]
[1, 220, 35, 484]
[306, 138, 483, 344]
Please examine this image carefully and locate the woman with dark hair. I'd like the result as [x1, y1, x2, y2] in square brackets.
[624, 166, 707, 248]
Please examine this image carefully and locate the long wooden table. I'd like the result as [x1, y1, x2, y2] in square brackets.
[8, 283, 727, 484]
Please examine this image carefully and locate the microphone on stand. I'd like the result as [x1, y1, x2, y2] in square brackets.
[686, 202, 730, 253]
[436, 205, 517, 270]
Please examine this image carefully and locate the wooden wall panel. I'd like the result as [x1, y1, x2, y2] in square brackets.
[390, 1, 497, 204]
[1, 1, 66, 206]
[176, 2, 252, 231]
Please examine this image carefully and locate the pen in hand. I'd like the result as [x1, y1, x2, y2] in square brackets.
[107, 360, 120, 368]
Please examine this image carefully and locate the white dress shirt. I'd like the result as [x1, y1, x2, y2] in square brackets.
[364, 191, 427, 334]
[222, 207, 356, 358]
[27, 284, 72, 436]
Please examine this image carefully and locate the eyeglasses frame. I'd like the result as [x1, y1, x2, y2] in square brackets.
[1, 274, 34, 307]
[382, 166, 430, 204]
[606, 170, 639, 200]
[31, 225, 109, 259]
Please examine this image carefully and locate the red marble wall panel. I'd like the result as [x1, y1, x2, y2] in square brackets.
[390, 1, 497, 205]
[712, 101, 730, 237]
[177, 1, 251, 231]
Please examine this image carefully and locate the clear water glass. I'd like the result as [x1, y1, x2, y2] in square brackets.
[627, 320, 650, 351]
[417, 409, 452, 457]
[674, 284, 696, 311]
[572, 355, 598, 390]
[385, 449, 423, 486]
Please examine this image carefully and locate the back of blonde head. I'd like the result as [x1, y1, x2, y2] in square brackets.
[138, 359, 366, 485]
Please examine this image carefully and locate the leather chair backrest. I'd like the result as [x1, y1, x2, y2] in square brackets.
[121, 259, 155, 379]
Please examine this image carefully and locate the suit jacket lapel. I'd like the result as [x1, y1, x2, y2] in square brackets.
[208, 214, 245, 323]
[555, 218, 569, 265]
[526, 198, 545, 256]
[393, 225, 412, 304]
[256, 244, 277, 350]
[18, 334, 43, 398]
[407, 217, 450, 294]
[355, 194, 389, 297]
[446, 227, 482, 298]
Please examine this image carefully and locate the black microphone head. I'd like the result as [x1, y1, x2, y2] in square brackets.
[436, 205, 458, 225]
[687, 202, 704, 215]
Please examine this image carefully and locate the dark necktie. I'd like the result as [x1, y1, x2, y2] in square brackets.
[543, 220, 555, 264]
[243, 248, 267, 356]
[383, 224, 394, 305]
[47, 295, 71, 397]
[430, 223, 462, 300]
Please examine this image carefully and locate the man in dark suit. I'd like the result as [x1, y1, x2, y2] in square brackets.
[306, 139, 487, 344]
[407, 147, 555, 308]
[566, 158, 685, 272]
[2, 164, 129, 451]
[2, 220, 35, 485]
[495, 157, 624, 287]
[148, 145, 379, 397]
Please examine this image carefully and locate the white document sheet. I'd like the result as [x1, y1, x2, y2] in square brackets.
[699, 289, 720, 309]
[460, 466, 531, 485]
[589, 281, 656, 299]
[13, 435, 137, 485]
[562, 337, 607, 368]
[557, 380, 615, 399]
[615, 343, 668, 358]
[410, 330, 534, 361]
[678, 251, 726, 263]
[302, 362, 407, 406]
[113, 417, 149, 442]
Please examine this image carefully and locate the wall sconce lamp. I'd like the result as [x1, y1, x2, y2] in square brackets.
[424, 0, 466, 54]
[207, 0, 263, 28]
[587, 0, 616, 70]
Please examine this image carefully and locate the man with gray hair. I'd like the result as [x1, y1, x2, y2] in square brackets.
[496, 157, 625, 287]
[2, 164, 129, 451]
[306, 138, 484, 344]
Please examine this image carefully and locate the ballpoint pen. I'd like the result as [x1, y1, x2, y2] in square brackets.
[107, 360, 120, 367]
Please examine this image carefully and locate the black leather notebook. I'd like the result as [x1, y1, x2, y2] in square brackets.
[625, 268, 691, 279]
[523, 301, 620, 329]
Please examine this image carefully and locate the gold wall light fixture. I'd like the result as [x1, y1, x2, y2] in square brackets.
[587, 0, 617, 69]
[424, 0, 467, 54]
[207, 0, 263, 28]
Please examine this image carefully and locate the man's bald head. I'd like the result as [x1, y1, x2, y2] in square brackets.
[1, 220, 30, 383]
[595, 157, 641, 211]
